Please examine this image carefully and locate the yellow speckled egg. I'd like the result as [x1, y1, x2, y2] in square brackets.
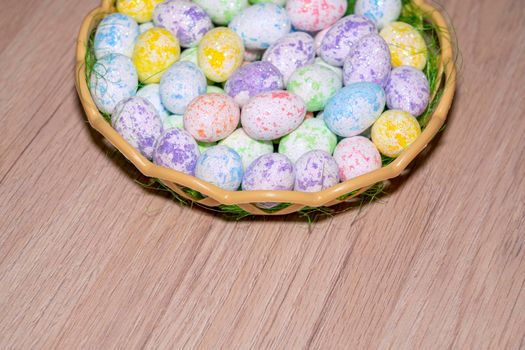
[116, 0, 164, 23]
[198, 28, 244, 83]
[371, 110, 421, 157]
[132, 28, 180, 84]
[380, 22, 427, 70]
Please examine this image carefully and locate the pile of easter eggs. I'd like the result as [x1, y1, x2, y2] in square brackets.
[89, 0, 431, 196]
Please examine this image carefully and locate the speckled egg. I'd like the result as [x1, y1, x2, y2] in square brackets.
[154, 128, 200, 174]
[242, 153, 295, 191]
[319, 15, 377, 67]
[278, 118, 337, 163]
[314, 57, 344, 81]
[380, 21, 428, 70]
[132, 28, 180, 83]
[241, 91, 306, 140]
[207, 85, 225, 93]
[224, 61, 284, 106]
[219, 128, 274, 169]
[354, 0, 401, 29]
[184, 93, 240, 142]
[139, 22, 155, 33]
[323, 82, 385, 137]
[116, 0, 163, 23]
[136, 84, 171, 119]
[333, 136, 382, 181]
[250, 0, 286, 6]
[287, 64, 342, 112]
[179, 47, 199, 65]
[371, 110, 421, 157]
[385, 66, 430, 116]
[243, 48, 263, 62]
[343, 33, 391, 87]
[94, 13, 139, 59]
[153, 0, 213, 48]
[195, 145, 244, 190]
[294, 150, 339, 192]
[193, 0, 248, 25]
[314, 26, 331, 55]
[111, 96, 163, 159]
[159, 61, 207, 114]
[162, 113, 184, 129]
[229, 3, 291, 50]
[90, 53, 138, 114]
[262, 32, 315, 84]
[197, 27, 244, 82]
[286, 0, 347, 32]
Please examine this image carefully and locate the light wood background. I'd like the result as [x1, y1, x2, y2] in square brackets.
[1, 0, 524, 349]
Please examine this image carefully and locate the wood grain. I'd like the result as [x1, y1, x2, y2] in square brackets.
[0, 0, 524, 349]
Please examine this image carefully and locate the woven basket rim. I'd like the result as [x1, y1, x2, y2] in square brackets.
[75, 0, 457, 208]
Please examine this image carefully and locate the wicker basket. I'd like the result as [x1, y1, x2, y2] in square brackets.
[75, 0, 456, 216]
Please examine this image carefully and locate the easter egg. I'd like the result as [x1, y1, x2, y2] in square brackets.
[333, 136, 382, 181]
[241, 91, 306, 140]
[242, 153, 295, 191]
[184, 93, 240, 142]
[319, 15, 377, 67]
[262, 32, 315, 84]
[385, 66, 430, 116]
[197, 27, 244, 82]
[343, 33, 391, 87]
[250, 0, 286, 6]
[179, 47, 199, 66]
[314, 58, 343, 81]
[90, 53, 138, 114]
[116, 0, 163, 23]
[380, 21, 428, 70]
[153, 0, 213, 48]
[224, 61, 284, 106]
[136, 84, 171, 119]
[287, 64, 342, 112]
[162, 113, 184, 129]
[112, 96, 163, 159]
[278, 118, 338, 163]
[229, 4, 291, 50]
[371, 110, 421, 157]
[354, 0, 401, 29]
[195, 145, 244, 190]
[94, 13, 139, 59]
[132, 28, 180, 83]
[286, 0, 347, 32]
[206, 85, 225, 94]
[243, 48, 263, 62]
[139, 22, 155, 33]
[153, 128, 200, 174]
[314, 26, 331, 55]
[219, 128, 274, 169]
[159, 61, 207, 114]
[323, 82, 385, 137]
[193, 0, 248, 25]
[294, 150, 339, 192]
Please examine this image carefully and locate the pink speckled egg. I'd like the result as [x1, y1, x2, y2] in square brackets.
[184, 93, 240, 142]
[333, 136, 382, 181]
[241, 91, 306, 141]
[286, 0, 347, 32]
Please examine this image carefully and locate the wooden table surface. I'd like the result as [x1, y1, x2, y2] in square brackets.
[1, 0, 524, 349]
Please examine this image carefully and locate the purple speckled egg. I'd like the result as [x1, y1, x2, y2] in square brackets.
[385, 66, 430, 117]
[224, 61, 284, 106]
[319, 15, 377, 67]
[153, 128, 200, 175]
[153, 0, 213, 48]
[343, 34, 391, 87]
[333, 136, 382, 181]
[242, 153, 295, 190]
[262, 32, 316, 84]
[294, 150, 339, 192]
[112, 96, 163, 159]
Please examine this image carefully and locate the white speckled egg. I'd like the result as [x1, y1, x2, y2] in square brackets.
[380, 21, 428, 70]
[229, 3, 291, 50]
[241, 91, 306, 141]
[219, 128, 274, 169]
[94, 13, 139, 59]
[286, 0, 347, 32]
[112, 96, 163, 159]
[153, 128, 200, 174]
[385, 66, 430, 116]
[242, 153, 295, 191]
[90, 53, 138, 114]
[136, 84, 171, 119]
[193, 0, 248, 25]
[333, 136, 382, 181]
[354, 0, 401, 29]
[195, 145, 244, 190]
[294, 150, 339, 192]
[160, 61, 207, 114]
[262, 32, 315, 84]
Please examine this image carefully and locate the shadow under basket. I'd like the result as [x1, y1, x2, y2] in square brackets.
[75, 0, 457, 216]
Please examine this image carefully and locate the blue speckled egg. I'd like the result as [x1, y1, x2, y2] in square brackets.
[242, 153, 295, 191]
[160, 61, 207, 114]
[136, 84, 171, 119]
[385, 66, 430, 117]
[354, 0, 401, 29]
[294, 150, 339, 192]
[94, 13, 139, 59]
[112, 96, 163, 159]
[323, 82, 386, 137]
[89, 53, 138, 114]
[195, 145, 244, 190]
[153, 128, 200, 175]
[229, 3, 291, 50]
